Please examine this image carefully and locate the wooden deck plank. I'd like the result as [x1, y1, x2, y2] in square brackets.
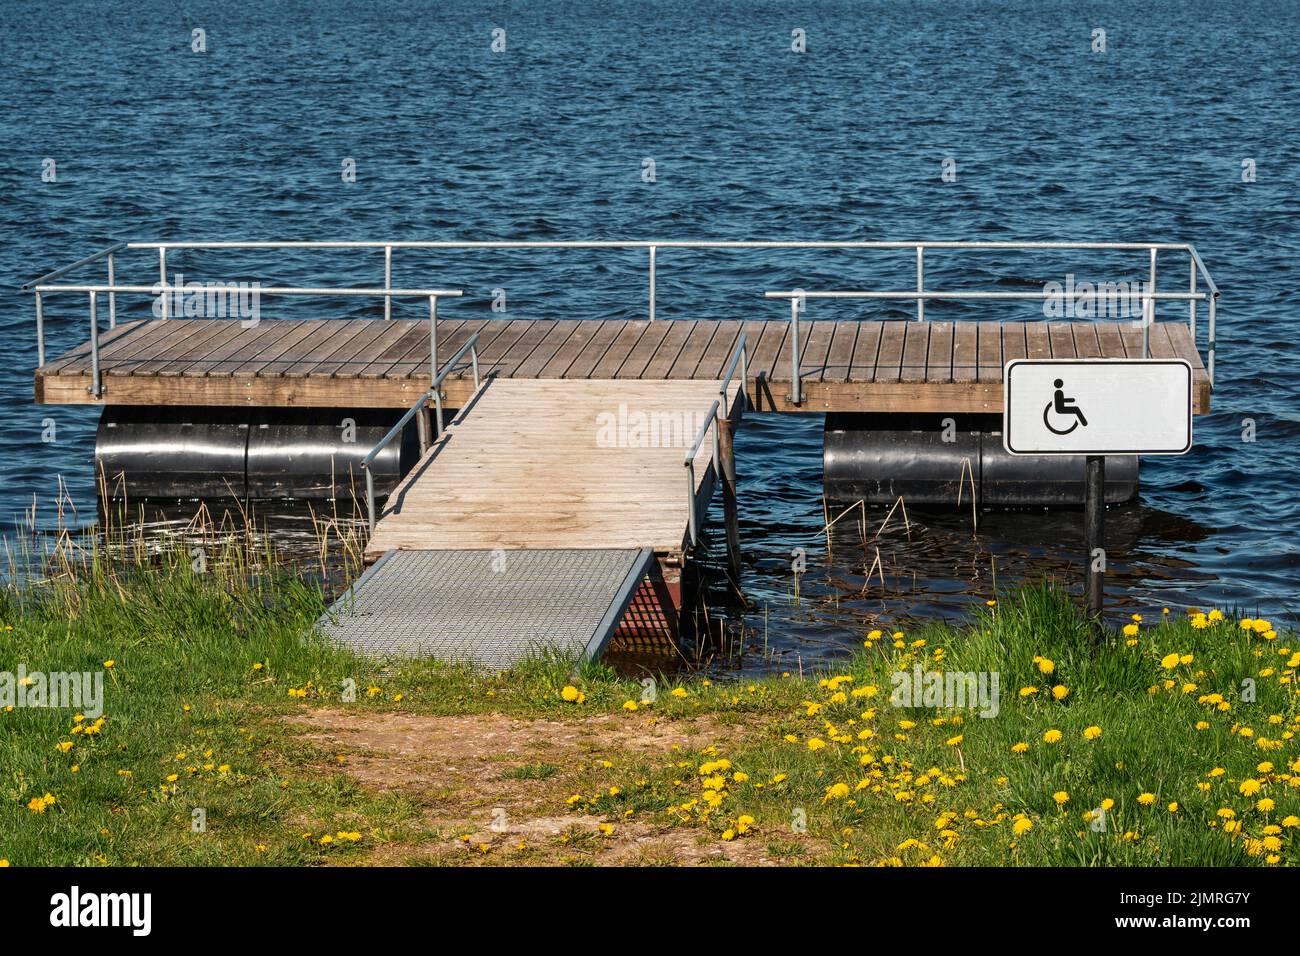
[109, 322, 215, 377]
[46, 320, 160, 375]
[637, 321, 696, 380]
[748, 320, 789, 381]
[522, 321, 595, 382]
[138, 321, 235, 376]
[163, 321, 280, 377]
[349, 321, 426, 378]
[976, 322, 1003, 382]
[588, 321, 650, 378]
[82, 321, 187, 377]
[507, 321, 581, 379]
[1024, 322, 1052, 361]
[480, 320, 554, 379]
[900, 322, 931, 384]
[798, 322, 835, 381]
[563, 320, 630, 379]
[328, 319, 445, 379]
[822, 321, 859, 383]
[613, 321, 673, 379]
[1147, 321, 1178, 359]
[1048, 322, 1077, 359]
[187, 323, 300, 379]
[311, 319, 409, 377]
[925, 321, 954, 383]
[1165, 323, 1206, 370]
[1118, 319, 1145, 357]
[951, 322, 978, 383]
[423, 321, 490, 381]
[667, 321, 720, 379]
[470, 320, 536, 376]
[234, 320, 332, 378]
[1001, 321, 1027, 365]
[538, 320, 604, 378]
[693, 320, 748, 381]
[847, 321, 883, 382]
[279, 321, 374, 378]
[1094, 321, 1126, 359]
[873, 321, 907, 383]
[1072, 322, 1102, 359]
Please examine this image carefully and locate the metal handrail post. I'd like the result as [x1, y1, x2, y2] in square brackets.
[719, 332, 748, 412]
[88, 292, 101, 397]
[916, 245, 925, 322]
[740, 345, 748, 411]
[431, 332, 484, 438]
[34, 291, 44, 366]
[364, 467, 376, 535]
[685, 458, 697, 545]
[1149, 247, 1158, 326]
[684, 398, 721, 548]
[648, 245, 656, 321]
[361, 390, 434, 533]
[1142, 296, 1152, 358]
[711, 416, 721, 506]
[106, 252, 116, 329]
[428, 294, 438, 383]
[384, 245, 392, 320]
[415, 402, 430, 455]
[1189, 255, 1197, 341]
[158, 247, 168, 319]
[789, 295, 802, 406]
[1208, 294, 1217, 385]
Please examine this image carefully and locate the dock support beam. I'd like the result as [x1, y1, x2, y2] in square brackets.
[718, 417, 741, 582]
[1084, 455, 1105, 626]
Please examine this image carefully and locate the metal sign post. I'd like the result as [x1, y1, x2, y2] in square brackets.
[1084, 455, 1104, 619]
[1004, 359, 1194, 626]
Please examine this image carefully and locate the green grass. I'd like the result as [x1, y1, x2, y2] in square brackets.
[0, 527, 1295, 867]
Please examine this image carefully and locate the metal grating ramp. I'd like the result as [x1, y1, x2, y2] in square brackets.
[315, 548, 654, 668]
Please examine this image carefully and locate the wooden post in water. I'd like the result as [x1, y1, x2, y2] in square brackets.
[1084, 455, 1105, 627]
[718, 416, 741, 582]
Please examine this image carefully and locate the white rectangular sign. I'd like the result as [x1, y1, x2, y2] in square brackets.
[1003, 359, 1193, 456]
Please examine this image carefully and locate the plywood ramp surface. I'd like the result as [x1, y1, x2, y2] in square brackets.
[363, 378, 740, 561]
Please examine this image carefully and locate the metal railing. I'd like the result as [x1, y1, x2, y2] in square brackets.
[22, 239, 1220, 400]
[684, 399, 722, 549]
[684, 334, 748, 547]
[766, 282, 1217, 405]
[360, 331, 484, 534]
[23, 277, 462, 397]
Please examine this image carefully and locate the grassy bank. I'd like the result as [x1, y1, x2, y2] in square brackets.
[0, 533, 1296, 867]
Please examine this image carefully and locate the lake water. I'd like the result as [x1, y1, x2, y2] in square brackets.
[1, 0, 1296, 670]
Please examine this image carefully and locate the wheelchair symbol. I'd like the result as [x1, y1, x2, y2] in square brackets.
[1043, 379, 1088, 436]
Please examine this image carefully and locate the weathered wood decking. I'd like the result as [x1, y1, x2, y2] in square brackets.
[34, 317, 1212, 413]
[364, 378, 743, 563]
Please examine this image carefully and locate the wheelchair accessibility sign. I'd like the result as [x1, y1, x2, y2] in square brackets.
[1003, 359, 1193, 456]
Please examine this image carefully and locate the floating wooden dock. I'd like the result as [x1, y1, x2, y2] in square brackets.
[33, 317, 1211, 414]
[23, 238, 1223, 666]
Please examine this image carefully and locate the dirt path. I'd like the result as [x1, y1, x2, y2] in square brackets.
[284, 708, 809, 866]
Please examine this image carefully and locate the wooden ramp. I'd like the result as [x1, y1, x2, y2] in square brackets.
[34, 318, 1211, 414]
[364, 378, 743, 562]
